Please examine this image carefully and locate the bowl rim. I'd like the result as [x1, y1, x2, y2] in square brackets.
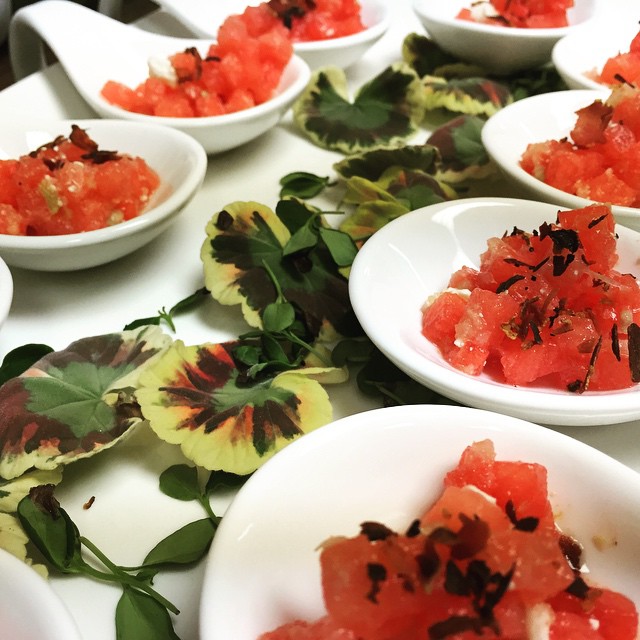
[90, 54, 311, 130]
[0, 118, 208, 249]
[481, 89, 640, 220]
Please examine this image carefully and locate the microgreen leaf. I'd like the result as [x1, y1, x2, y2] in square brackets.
[115, 587, 180, 640]
[159, 464, 201, 502]
[201, 201, 357, 340]
[279, 171, 332, 199]
[282, 221, 319, 256]
[205, 469, 247, 494]
[0, 343, 54, 386]
[17, 486, 84, 573]
[293, 63, 426, 153]
[142, 518, 216, 567]
[123, 288, 209, 332]
[318, 227, 357, 267]
[262, 302, 296, 333]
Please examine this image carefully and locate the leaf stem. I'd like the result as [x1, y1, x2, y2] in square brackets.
[79, 536, 180, 615]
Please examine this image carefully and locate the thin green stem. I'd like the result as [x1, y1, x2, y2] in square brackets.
[79, 536, 180, 615]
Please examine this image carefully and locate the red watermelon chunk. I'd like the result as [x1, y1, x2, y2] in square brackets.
[259, 440, 639, 640]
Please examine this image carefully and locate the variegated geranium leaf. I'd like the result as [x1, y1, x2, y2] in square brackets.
[0, 326, 172, 479]
[200, 201, 355, 340]
[333, 144, 439, 181]
[136, 340, 333, 475]
[292, 63, 426, 153]
[402, 33, 486, 79]
[428, 115, 496, 183]
[423, 76, 512, 117]
[0, 468, 63, 513]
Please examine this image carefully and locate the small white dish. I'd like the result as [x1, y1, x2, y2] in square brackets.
[152, 0, 390, 70]
[0, 547, 82, 640]
[413, 0, 598, 76]
[481, 89, 640, 232]
[348, 197, 640, 427]
[200, 404, 640, 639]
[9, 0, 311, 155]
[0, 118, 207, 271]
[552, 20, 640, 90]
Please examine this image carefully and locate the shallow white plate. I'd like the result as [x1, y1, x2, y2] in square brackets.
[0, 548, 82, 640]
[9, 0, 310, 155]
[481, 89, 640, 233]
[200, 403, 640, 639]
[348, 197, 640, 427]
[412, 0, 598, 76]
[553, 18, 639, 90]
[0, 118, 207, 271]
[151, 0, 390, 70]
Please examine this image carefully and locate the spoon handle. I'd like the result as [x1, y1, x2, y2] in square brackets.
[9, 0, 132, 81]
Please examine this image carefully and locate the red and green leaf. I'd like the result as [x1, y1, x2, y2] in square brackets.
[423, 76, 512, 116]
[136, 340, 333, 475]
[0, 325, 171, 479]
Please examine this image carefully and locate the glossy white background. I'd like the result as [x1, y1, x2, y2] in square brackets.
[1, 0, 639, 639]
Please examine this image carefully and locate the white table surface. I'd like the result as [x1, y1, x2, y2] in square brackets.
[1, 1, 639, 639]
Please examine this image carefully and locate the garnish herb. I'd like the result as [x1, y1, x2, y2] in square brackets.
[279, 171, 333, 199]
[123, 287, 209, 332]
[0, 343, 53, 385]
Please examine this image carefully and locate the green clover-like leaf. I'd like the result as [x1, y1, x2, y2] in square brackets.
[293, 63, 426, 153]
[136, 340, 333, 475]
[423, 76, 512, 117]
[0, 326, 172, 479]
[200, 201, 356, 340]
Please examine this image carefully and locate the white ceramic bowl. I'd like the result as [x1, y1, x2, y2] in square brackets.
[481, 89, 640, 232]
[348, 197, 640, 427]
[552, 20, 640, 90]
[0, 548, 82, 640]
[151, 0, 390, 70]
[200, 404, 640, 639]
[0, 119, 207, 271]
[412, 0, 598, 76]
[9, 0, 311, 155]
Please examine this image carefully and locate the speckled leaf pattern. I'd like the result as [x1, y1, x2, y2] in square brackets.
[293, 63, 426, 153]
[201, 201, 354, 340]
[136, 340, 332, 475]
[0, 326, 172, 479]
[427, 115, 496, 183]
[423, 76, 512, 117]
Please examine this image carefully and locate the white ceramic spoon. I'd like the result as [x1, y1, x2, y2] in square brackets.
[9, 0, 311, 154]
[152, 0, 391, 69]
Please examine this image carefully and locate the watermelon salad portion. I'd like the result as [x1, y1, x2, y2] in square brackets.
[520, 84, 640, 208]
[421, 203, 640, 392]
[0, 125, 159, 236]
[456, 0, 574, 29]
[101, 0, 364, 118]
[259, 439, 639, 639]
[594, 30, 640, 87]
